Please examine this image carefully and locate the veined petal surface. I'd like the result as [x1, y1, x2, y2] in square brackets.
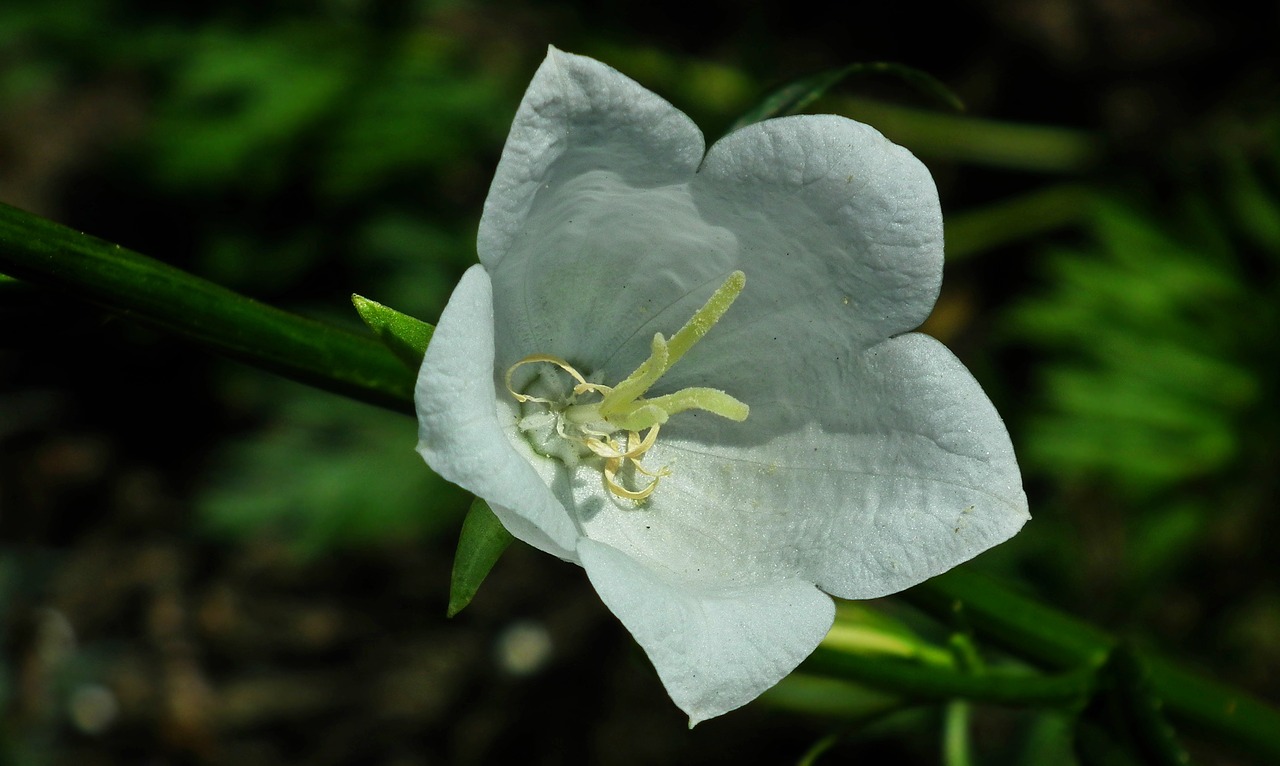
[417, 48, 1029, 724]
[415, 265, 580, 560]
[578, 538, 835, 726]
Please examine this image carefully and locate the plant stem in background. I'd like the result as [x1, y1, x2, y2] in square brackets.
[0, 203, 415, 412]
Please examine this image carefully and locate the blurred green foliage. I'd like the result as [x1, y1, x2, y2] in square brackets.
[1, 0, 515, 555]
[5, 0, 1280, 763]
[1010, 198, 1260, 492]
[198, 381, 465, 559]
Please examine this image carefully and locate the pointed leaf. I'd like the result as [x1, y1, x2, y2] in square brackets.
[351, 293, 434, 370]
[446, 497, 514, 617]
[729, 62, 964, 133]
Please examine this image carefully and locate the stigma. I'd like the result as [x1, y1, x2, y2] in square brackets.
[506, 271, 749, 501]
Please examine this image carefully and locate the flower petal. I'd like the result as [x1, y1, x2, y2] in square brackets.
[415, 265, 580, 559]
[799, 332, 1030, 598]
[479, 47, 706, 268]
[577, 538, 835, 726]
[654, 114, 944, 411]
[578, 333, 1027, 599]
[481, 50, 732, 381]
[702, 115, 943, 342]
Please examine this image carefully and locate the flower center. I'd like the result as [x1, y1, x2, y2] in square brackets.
[505, 271, 750, 501]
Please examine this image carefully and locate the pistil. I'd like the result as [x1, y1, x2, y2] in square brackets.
[506, 271, 749, 500]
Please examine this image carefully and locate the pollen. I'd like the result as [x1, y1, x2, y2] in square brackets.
[505, 271, 749, 501]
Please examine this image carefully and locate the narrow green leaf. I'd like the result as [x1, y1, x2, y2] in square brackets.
[944, 185, 1093, 261]
[1076, 646, 1190, 766]
[0, 203, 414, 412]
[729, 61, 964, 133]
[830, 97, 1100, 172]
[351, 294, 434, 371]
[908, 569, 1280, 761]
[447, 497, 514, 618]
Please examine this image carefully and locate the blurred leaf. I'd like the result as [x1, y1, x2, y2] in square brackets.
[762, 673, 902, 722]
[352, 293, 434, 371]
[729, 61, 963, 133]
[1222, 147, 1280, 253]
[149, 25, 359, 189]
[1014, 713, 1079, 766]
[945, 185, 1092, 261]
[199, 384, 464, 558]
[943, 700, 974, 766]
[1075, 646, 1189, 766]
[1127, 503, 1205, 588]
[1007, 198, 1259, 493]
[319, 31, 509, 198]
[828, 96, 1100, 172]
[447, 497, 513, 618]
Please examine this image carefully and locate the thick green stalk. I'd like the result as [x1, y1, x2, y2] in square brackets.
[0, 203, 414, 412]
[906, 568, 1280, 762]
[801, 646, 1095, 707]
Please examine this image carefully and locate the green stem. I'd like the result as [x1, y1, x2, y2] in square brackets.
[0, 203, 415, 412]
[800, 647, 1094, 707]
[906, 568, 1280, 762]
[942, 701, 973, 766]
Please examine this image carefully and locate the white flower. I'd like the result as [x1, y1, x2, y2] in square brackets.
[416, 47, 1029, 725]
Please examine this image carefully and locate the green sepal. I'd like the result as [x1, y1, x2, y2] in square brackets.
[446, 497, 514, 618]
[728, 61, 964, 134]
[351, 294, 434, 371]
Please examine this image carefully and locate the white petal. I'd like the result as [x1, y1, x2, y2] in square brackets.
[479, 47, 706, 268]
[798, 332, 1029, 597]
[488, 170, 738, 380]
[577, 538, 835, 726]
[480, 49, 729, 382]
[415, 265, 581, 559]
[702, 115, 943, 342]
[577, 333, 1027, 599]
[657, 114, 944, 409]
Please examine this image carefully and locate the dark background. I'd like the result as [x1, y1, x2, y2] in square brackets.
[2, 1, 1279, 763]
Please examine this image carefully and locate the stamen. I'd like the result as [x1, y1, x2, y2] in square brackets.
[505, 354, 588, 403]
[598, 334, 669, 417]
[608, 388, 748, 431]
[502, 270, 748, 502]
[599, 271, 744, 416]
